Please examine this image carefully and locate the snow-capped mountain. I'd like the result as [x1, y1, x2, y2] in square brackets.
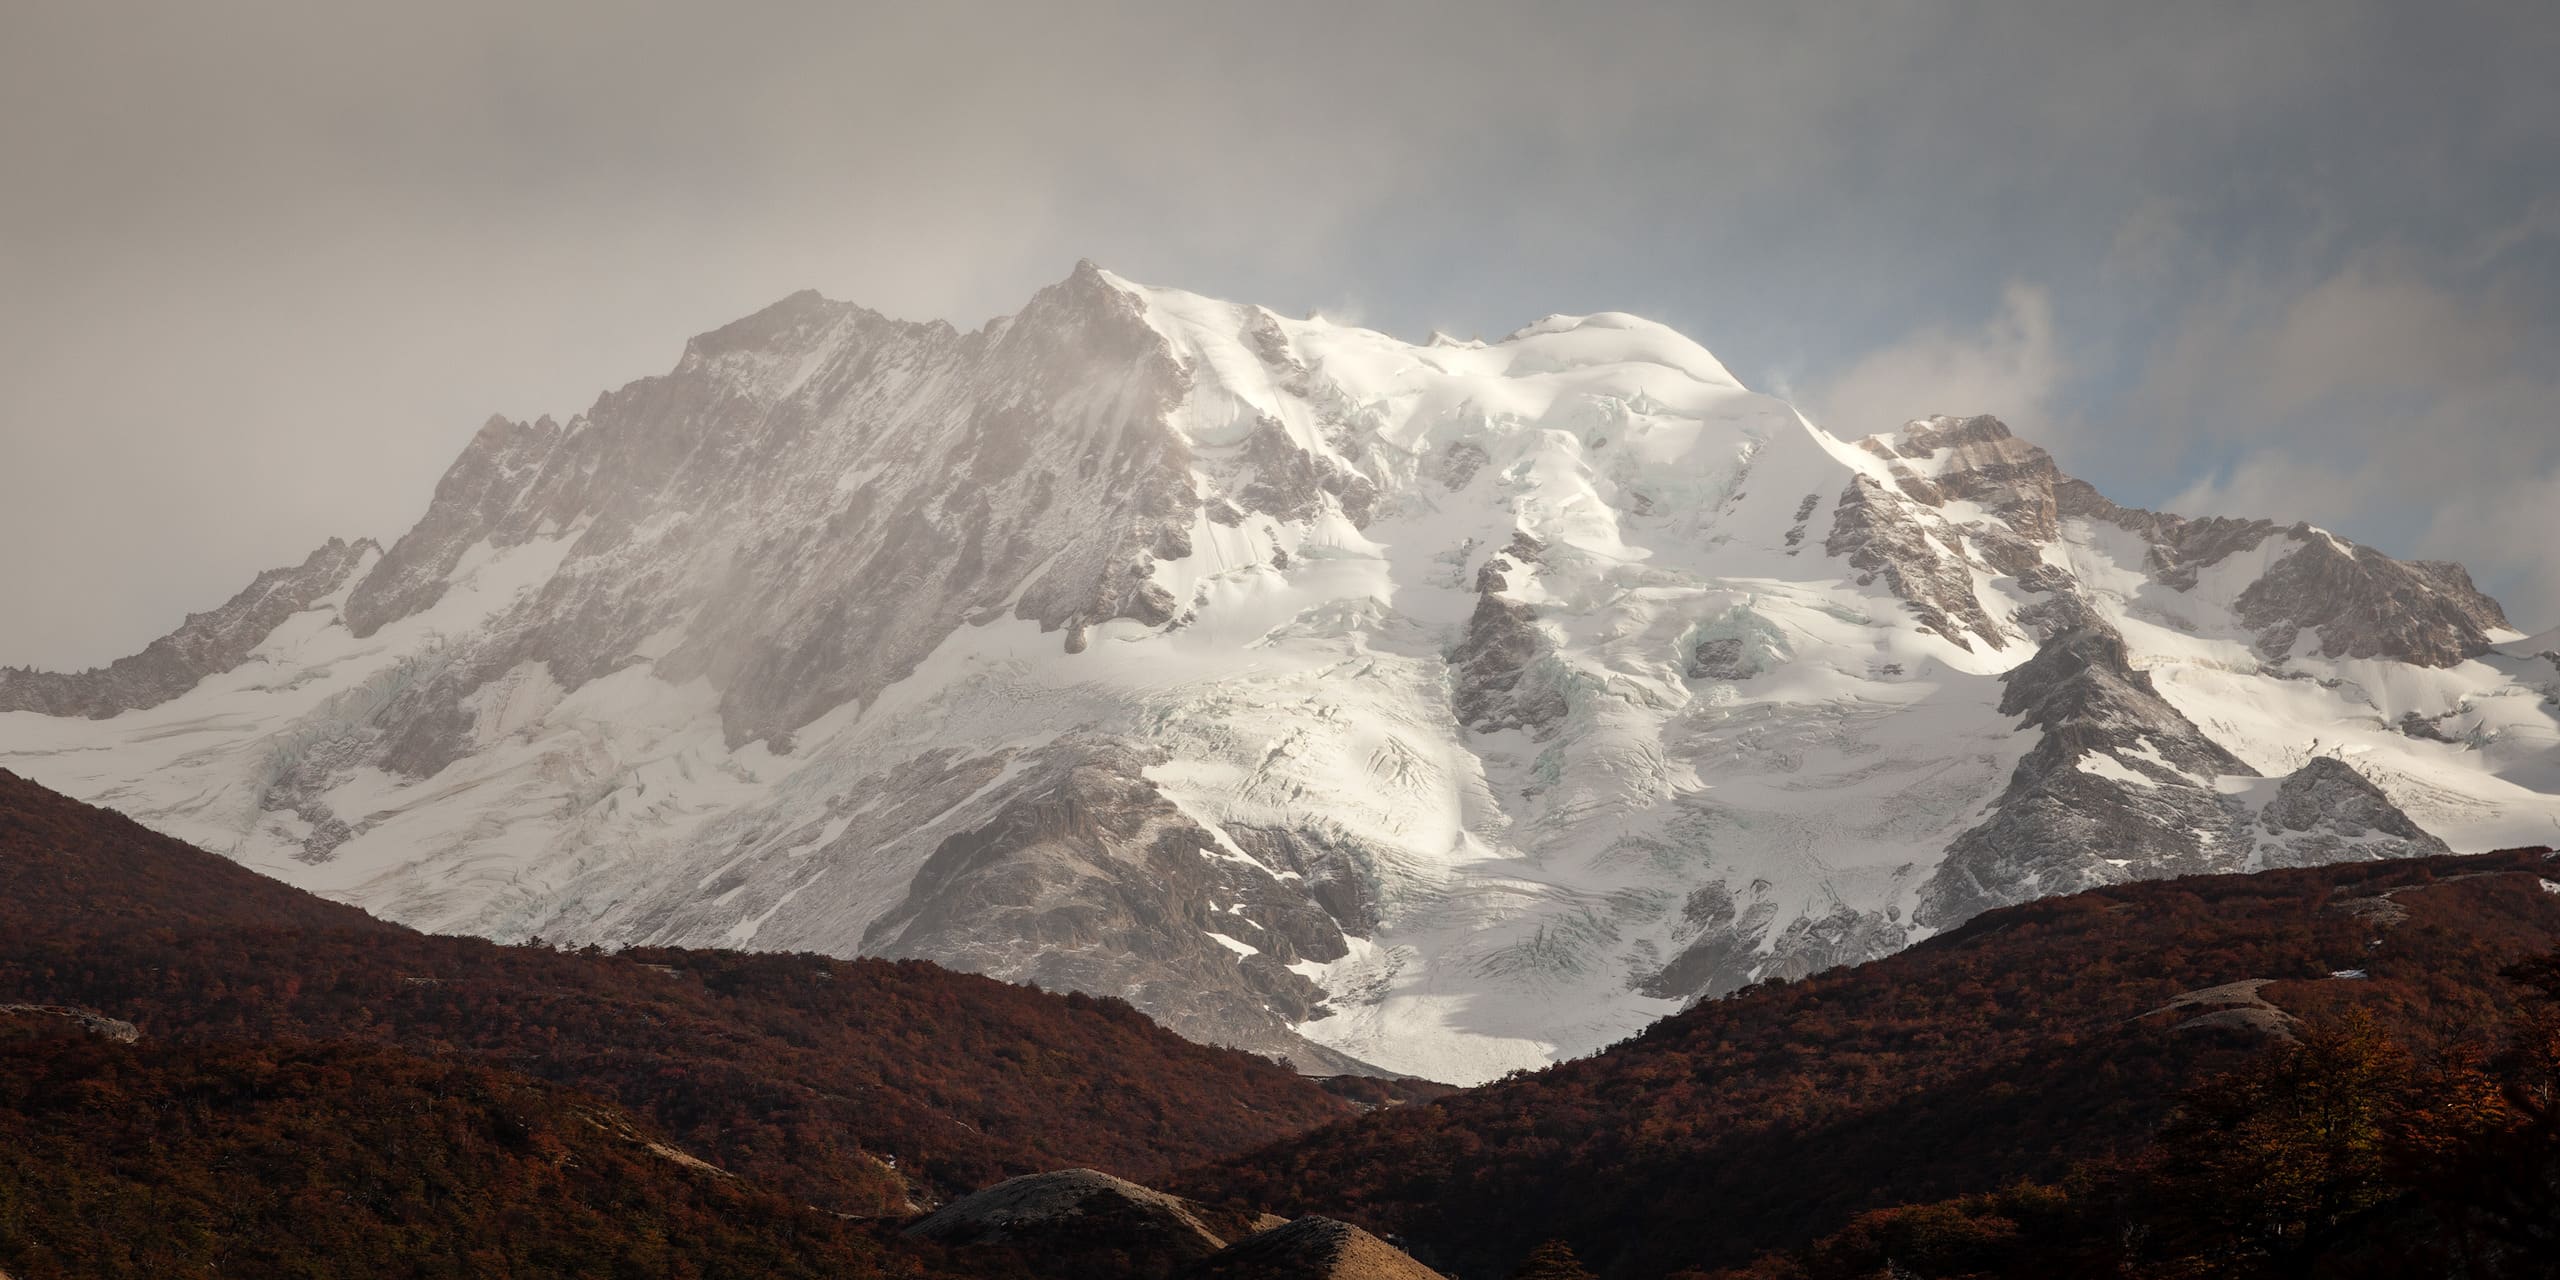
[7, 262, 2557, 1083]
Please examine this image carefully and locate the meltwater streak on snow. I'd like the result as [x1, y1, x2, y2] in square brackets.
[6, 265, 2559, 1084]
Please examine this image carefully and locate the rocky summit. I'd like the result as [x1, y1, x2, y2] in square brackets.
[5, 265, 2556, 1082]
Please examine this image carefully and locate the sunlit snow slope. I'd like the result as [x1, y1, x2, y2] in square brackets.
[7, 263, 2557, 1083]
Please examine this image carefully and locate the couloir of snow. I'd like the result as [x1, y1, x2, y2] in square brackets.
[6, 267, 2557, 1085]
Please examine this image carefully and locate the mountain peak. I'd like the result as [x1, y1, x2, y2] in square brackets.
[5, 268, 2553, 1085]
[680, 286, 859, 361]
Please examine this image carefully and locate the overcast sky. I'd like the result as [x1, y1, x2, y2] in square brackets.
[4, 1, 2556, 668]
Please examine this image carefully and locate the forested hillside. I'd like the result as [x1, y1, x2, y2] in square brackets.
[0, 768, 1375, 1216]
[1188, 850, 2560, 1277]
[8, 764, 2555, 1278]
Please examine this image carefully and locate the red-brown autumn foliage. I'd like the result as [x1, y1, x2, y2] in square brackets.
[0, 768, 1368, 1213]
[1183, 851, 2560, 1278]
[0, 1014, 927, 1279]
[1706, 958, 2560, 1279]
[10, 763, 2558, 1280]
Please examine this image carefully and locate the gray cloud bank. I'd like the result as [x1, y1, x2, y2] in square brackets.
[4, 1, 2556, 667]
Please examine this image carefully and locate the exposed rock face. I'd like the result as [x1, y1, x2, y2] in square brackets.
[1846, 415, 2508, 672]
[1831, 414, 2086, 636]
[342, 412, 573, 639]
[2057, 480, 2511, 668]
[1919, 622, 2255, 927]
[1225, 824, 1387, 940]
[0, 1003, 141, 1043]
[1918, 623, 2451, 929]
[1184, 1215, 1448, 1280]
[858, 739, 1361, 1070]
[1635, 882, 1772, 1000]
[2246, 756, 2452, 867]
[338, 262, 1205, 758]
[1448, 595, 1567, 737]
[1874, 413, 2063, 541]
[0, 538, 373, 717]
[1449, 528, 1567, 738]
[1682, 602, 1791, 682]
[2136, 979, 2299, 1042]
[1826, 473, 2009, 651]
[1225, 417, 1381, 528]
[2233, 536, 2509, 666]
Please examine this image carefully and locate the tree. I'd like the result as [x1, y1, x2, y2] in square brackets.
[1511, 1238, 1597, 1280]
[2142, 1011, 2415, 1276]
[2393, 949, 2560, 1272]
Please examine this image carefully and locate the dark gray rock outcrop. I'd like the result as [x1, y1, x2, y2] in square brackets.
[2056, 480, 2509, 668]
[1635, 880, 1777, 1000]
[1826, 474, 2009, 651]
[1639, 880, 1915, 1006]
[2247, 756, 2452, 866]
[0, 538, 373, 718]
[1918, 622, 2256, 928]
[859, 739, 1374, 1072]
[1919, 621, 2450, 929]
[1875, 413, 2063, 541]
[1834, 414, 2505, 671]
[1449, 595, 1567, 738]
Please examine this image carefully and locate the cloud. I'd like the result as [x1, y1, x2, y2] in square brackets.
[2149, 257, 2560, 627]
[1, 1, 2555, 664]
[1796, 285, 2065, 440]
[2166, 376, 2560, 630]
[2418, 463, 2560, 635]
[2467, 194, 2560, 270]
[2137, 257, 2523, 443]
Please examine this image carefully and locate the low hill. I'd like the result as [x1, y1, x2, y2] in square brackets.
[0, 1012, 915, 1279]
[0, 761, 393, 933]
[1186, 849, 2560, 1277]
[0, 768, 1371, 1213]
[11, 763, 2555, 1278]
